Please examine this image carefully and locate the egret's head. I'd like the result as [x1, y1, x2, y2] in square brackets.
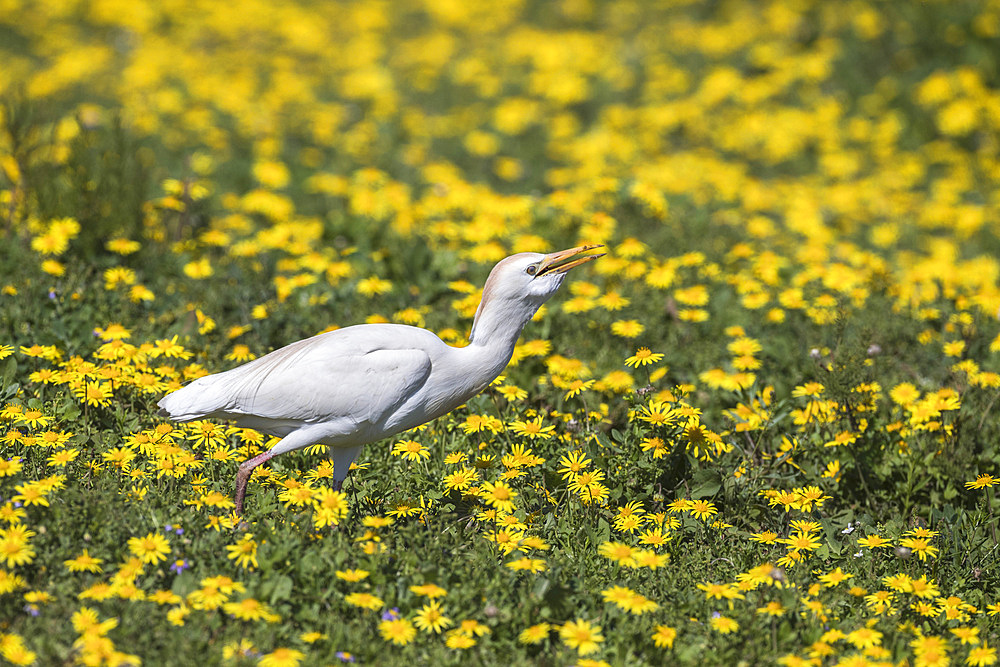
[470, 245, 603, 343]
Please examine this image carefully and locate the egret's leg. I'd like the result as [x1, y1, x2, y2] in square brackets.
[328, 445, 362, 509]
[330, 445, 362, 491]
[235, 450, 274, 515]
[235, 426, 331, 515]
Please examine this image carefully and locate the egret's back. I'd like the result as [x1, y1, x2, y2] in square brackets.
[156, 324, 446, 438]
[157, 334, 326, 423]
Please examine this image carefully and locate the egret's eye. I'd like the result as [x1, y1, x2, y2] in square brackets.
[526, 264, 538, 276]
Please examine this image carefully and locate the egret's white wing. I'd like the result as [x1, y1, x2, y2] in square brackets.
[160, 327, 433, 429]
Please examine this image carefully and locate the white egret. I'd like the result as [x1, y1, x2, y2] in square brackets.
[158, 245, 603, 514]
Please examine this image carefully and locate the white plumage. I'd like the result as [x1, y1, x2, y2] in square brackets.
[158, 245, 602, 514]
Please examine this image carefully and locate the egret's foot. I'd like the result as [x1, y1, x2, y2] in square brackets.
[234, 450, 274, 517]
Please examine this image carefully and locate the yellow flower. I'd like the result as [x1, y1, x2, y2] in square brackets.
[150, 336, 192, 359]
[103, 266, 136, 290]
[966, 642, 996, 667]
[601, 585, 658, 614]
[560, 619, 604, 655]
[479, 480, 517, 513]
[259, 647, 304, 667]
[41, 259, 65, 276]
[414, 600, 452, 634]
[950, 626, 979, 646]
[857, 534, 891, 548]
[508, 416, 555, 440]
[625, 347, 664, 367]
[898, 536, 939, 561]
[225, 534, 259, 569]
[94, 323, 132, 340]
[519, 623, 551, 645]
[0, 457, 23, 478]
[637, 400, 679, 426]
[106, 238, 140, 254]
[966, 474, 998, 489]
[31, 231, 69, 255]
[611, 319, 645, 338]
[598, 290, 630, 311]
[0, 530, 36, 568]
[312, 487, 349, 528]
[937, 98, 979, 136]
[597, 541, 636, 567]
[64, 550, 104, 573]
[462, 414, 504, 434]
[445, 629, 477, 649]
[166, 604, 191, 626]
[224, 597, 280, 623]
[150, 590, 181, 605]
[391, 439, 430, 461]
[846, 626, 882, 649]
[818, 567, 853, 588]
[130, 285, 155, 302]
[443, 467, 479, 491]
[46, 448, 80, 468]
[357, 276, 393, 296]
[697, 582, 744, 601]
[781, 531, 820, 552]
[222, 639, 257, 660]
[889, 382, 920, 406]
[563, 379, 594, 399]
[253, 160, 291, 189]
[409, 583, 447, 598]
[639, 436, 668, 459]
[675, 284, 709, 306]
[710, 615, 739, 634]
[76, 381, 113, 407]
[496, 384, 528, 401]
[864, 590, 894, 610]
[557, 451, 591, 478]
[727, 337, 762, 357]
[0, 632, 37, 665]
[455, 619, 490, 637]
[379, 618, 416, 646]
[750, 530, 779, 544]
[687, 500, 717, 521]
[506, 557, 547, 572]
[652, 625, 677, 648]
[225, 344, 256, 362]
[127, 532, 170, 564]
[344, 592, 383, 610]
[757, 601, 785, 617]
[183, 257, 214, 279]
[943, 340, 965, 357]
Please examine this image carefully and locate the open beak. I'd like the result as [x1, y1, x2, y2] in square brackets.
[536, 244, 605, 276]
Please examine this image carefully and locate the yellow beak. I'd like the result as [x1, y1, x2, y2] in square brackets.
[537, 244, 605, 276]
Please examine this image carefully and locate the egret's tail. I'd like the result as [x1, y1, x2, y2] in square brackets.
[157, 375, 229, 422]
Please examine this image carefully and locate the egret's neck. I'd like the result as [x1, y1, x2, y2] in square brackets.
[466, 294, 542, 374]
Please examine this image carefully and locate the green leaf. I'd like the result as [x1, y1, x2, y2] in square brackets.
[532, 577, 551, 599]
[1, 356, 16, 387]
[265, 575, 294, 604]
[690, 469, 722, 499]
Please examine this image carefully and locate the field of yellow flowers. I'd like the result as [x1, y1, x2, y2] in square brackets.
[2, 0, 1000, 665]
